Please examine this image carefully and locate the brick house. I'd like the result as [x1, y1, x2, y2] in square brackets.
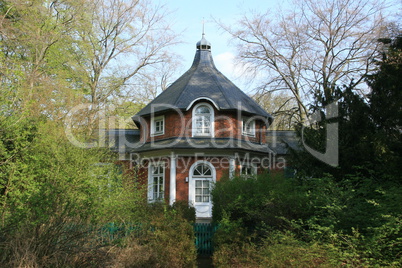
[112, 35, 292, 220]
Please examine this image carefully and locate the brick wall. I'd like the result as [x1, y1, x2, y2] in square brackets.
[141, 101, 268, 144]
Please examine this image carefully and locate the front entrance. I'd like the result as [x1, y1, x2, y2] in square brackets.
[189, 161, 215, 218]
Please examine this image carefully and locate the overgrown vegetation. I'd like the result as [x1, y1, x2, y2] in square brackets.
[211, 35, 402, 267]
[0, 1, 196, 266]
[0, 116, 197, 267]
[212, 174, 402, 267]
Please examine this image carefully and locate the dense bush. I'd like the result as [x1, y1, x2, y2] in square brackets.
[211, 173, 402, 267]
[0, 118, 197, 267]
[213, 231, 332, 268]
[106, 204, 197, 268]
[212, 174, 311, 235]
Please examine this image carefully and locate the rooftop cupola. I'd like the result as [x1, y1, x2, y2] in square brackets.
[134, 34, 273, 125]
[196, 33, 211, 50]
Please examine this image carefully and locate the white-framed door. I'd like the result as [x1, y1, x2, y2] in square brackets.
[189, 161, 216, 218]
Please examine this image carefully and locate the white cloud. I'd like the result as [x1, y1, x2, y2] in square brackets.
[214, 51, 238, 78]
[214, 51, 256, 93]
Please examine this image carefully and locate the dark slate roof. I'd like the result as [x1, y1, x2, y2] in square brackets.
[105, 129, 140, 153]
[134, 35, 273, 123]
[104, 128, 301, 155]
[266, 131, 300, 155]
[127, 137, 274, 154]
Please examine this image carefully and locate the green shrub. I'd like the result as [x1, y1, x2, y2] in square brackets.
[171, 200, 196, 223]
[213, 231, 332, 268]
[212, 173, 311, 236]
[0, 218, 110, 267]
[211, 172, 402, 267]
[108, 205, 197, 268]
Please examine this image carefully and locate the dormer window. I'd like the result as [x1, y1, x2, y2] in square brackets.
[192, 103, 214, 137]
[242, 117, 256, 137]
[151, 115, 164, 136]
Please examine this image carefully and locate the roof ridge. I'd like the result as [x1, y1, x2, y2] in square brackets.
[173, 61, 199, 108]
[209, 68, 233, 109]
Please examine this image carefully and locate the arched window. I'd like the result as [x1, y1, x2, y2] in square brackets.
[193, 163, 212, 177]
[192, 103, 214, 137]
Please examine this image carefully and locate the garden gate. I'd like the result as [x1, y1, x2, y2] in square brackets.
[193, 223, 218, 255]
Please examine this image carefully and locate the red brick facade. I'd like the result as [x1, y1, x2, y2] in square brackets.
[142, 100, 267, 144]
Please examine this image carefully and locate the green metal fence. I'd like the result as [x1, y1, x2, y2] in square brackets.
[96, 222, 143, 244]
[90, 222, 218, 255]
[193, 223, 218, 255]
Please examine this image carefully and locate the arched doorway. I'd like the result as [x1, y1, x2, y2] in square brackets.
[189, 161, 216, 218]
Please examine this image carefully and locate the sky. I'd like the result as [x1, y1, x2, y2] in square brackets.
[157, 0, 285, 92]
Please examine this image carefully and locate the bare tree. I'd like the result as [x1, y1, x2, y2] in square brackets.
[254, 92, 299, 130]
[73, 0, 180, 133]
[219, 0, 394, 122]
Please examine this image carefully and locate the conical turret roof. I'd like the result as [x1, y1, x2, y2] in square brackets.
[134, 35, 273, 124]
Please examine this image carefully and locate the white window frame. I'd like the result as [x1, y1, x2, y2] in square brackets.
[242, 117, 256, 137]
[151, 115, 165, 136]
[240, 163, 257, 178]
[148, 163, 165, 202]
[192, 103, 214, 137]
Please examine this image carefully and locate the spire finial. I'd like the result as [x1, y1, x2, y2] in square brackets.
[202, 17, 205, 36]
[196, 18, 211, 50]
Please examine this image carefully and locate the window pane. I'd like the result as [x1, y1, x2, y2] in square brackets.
[150, 164, 164, 201]
[196, 188, 202, 195]
[195, 180, 202, 187]
[203, 180, 209, 188]
[196, 118, 203, 126]
[203, 188, 209, 195]
[153, 118, 164, 134]
[196, 106, 210, 114]
[203, 196, 209, 202]
[195, 196, 202, 202]
[197, 165, 204, 174]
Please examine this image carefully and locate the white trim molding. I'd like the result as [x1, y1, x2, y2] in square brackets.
[169, 156, 176, 205]
[229, 157, 236, 179]
[186, 97, 219, 111]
